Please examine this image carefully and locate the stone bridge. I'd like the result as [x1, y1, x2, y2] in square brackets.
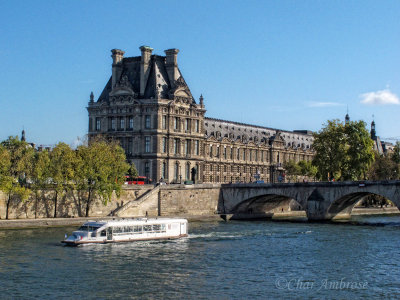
[219, 181, 400, 221]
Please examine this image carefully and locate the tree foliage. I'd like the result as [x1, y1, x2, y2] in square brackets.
[49, 142, 77, 217]
[128, 163, 139, 178]
[392, 142, 400, 164]
[298, 160, 317, 178]
[0, 136, 34, 219]
[367, 152, 400, 180]
[75, 138, 130, 217]
[342, 120, 375, 180]
[312, 120, 374, 181]
[0, 145, 11, 180]
[284, 160, 317, 182]
[31, 150, 50, 218]
[0, 136, 134, 219]
[283, 160, 301, 182]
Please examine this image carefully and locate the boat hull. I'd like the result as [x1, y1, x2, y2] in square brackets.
[61, 234, 188, 246]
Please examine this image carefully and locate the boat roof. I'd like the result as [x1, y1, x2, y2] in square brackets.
[82, 218, 187, 227]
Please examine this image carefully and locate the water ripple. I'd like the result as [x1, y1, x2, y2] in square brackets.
[0, 216, 399, 299]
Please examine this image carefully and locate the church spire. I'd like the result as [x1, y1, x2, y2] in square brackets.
[21, 129, 26, 142]
[345, 107, 350, 125]
[371, 115, 376, 140]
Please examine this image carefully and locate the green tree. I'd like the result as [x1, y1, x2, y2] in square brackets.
[283, 160, 301, 182]
[0, 145, 11, 179]
[0, 136, 34, 219]
[0, 146, 11, 216]
[312, 120, 374, 181]
[128, 163, 139, 178]
[75, 138, 130, 217]
[342, 120, 375, 180]
[298, 160, 318, 180]
[367, 152, 399, 180]
[391, 141, 400, 164]
[49, 143, 77, 218]
[312, 120, 347, 181]
[31, 150, 50, 218]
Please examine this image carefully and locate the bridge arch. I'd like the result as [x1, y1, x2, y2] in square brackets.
[327, 190, 400, 219]
[220, 187, 308, 220]
[233, 193, 303, 213]
[221, 181, 400, 221]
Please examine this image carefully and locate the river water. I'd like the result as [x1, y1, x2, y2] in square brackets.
[0, 215, 399, 299]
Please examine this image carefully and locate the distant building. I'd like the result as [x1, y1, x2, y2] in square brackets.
[345, 114, 394, 155]
[87, 47, 314, 183]
[19, 130, 54, 151]
[370, 120, 394, 155]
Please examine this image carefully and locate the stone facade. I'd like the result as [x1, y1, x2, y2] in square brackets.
[87, 46, 314, 184]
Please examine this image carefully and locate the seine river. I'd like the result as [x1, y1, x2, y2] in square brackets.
[1, 215, 399, 299]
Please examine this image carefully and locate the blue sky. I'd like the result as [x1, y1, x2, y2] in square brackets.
[1, 0, 399, 146]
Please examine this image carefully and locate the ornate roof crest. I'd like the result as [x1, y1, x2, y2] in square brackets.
[175, 76, 187, 87]
[116, 74, 132, 89]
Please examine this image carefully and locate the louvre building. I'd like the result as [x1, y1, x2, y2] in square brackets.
[87, 46, 314, 183]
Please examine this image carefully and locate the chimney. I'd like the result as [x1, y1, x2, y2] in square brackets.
[164, 48, 179, 87]
[111, 49, 125, 89]
[140, 46, 153, 96]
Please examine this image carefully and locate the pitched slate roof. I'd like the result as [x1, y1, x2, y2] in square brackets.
[204, 117, 313, 150]
[97, 54, 192, 102]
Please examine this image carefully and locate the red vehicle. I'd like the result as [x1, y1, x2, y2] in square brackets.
[125, 176, 147, 185]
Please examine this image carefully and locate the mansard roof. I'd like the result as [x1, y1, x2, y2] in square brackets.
[204, 117, 313, 150]
[97, 51, 195, 103]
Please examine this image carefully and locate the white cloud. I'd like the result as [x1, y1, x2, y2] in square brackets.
[307, 101, 344, 108]
[360, 89, 400, 105]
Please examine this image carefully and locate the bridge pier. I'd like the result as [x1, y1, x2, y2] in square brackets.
[305, 189, 333, 221]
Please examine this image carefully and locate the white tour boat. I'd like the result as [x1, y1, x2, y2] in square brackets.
[62, 218, 188, 246]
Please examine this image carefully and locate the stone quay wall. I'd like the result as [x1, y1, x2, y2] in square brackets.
[0, 184, 221, 220]
[0, 186, 153, 220]
[159, 184, 221, 216]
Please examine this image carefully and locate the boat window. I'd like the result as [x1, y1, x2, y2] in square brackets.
[114, 227, 122, 234]
[161, 224, 166, 232]
[100, 230, 106, 237]
[134, 225, 142, 233]
[153, 224, 161, 232]
[78, 225, 101, 232]
[143, 225, 152, 232]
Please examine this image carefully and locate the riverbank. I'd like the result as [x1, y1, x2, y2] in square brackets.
[351, 206, 400, 215]
[0, 207, 398, 229]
